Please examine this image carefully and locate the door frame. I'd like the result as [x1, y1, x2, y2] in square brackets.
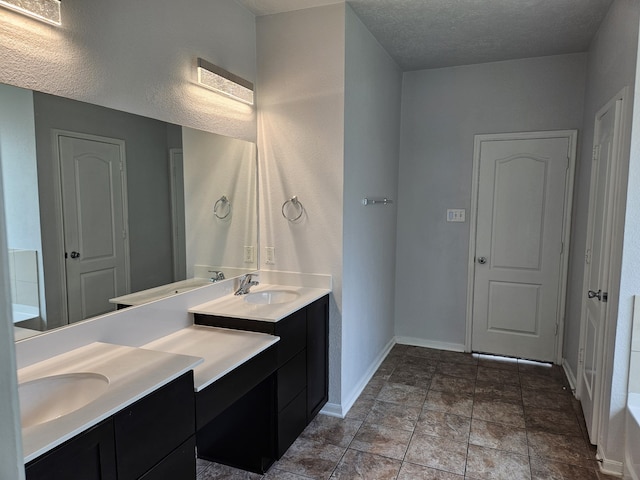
[575, 87, 630, 449]
[52, 130, 131, 324]
[465, 130, 578, 364]
[168, 147, 186, 282]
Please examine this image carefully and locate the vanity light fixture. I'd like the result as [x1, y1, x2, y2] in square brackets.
[0, 0, 61, 25]
[197, 58, 254, 105]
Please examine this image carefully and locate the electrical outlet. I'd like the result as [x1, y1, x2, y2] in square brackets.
[243, 246, 254, 263]
[265, 246, 275, 265]
[446, 209, 466, 222]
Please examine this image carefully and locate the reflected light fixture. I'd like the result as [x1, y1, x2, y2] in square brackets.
[197, 58, 254, 105]
[0, 0, 61, 25]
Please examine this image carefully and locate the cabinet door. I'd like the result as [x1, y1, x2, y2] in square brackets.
[25, 419, 117, 480]
[306, 295, 329, 421]
[114, 372, 195, 480]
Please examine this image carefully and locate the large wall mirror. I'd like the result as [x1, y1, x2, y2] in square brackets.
[0, 83, 258, 338]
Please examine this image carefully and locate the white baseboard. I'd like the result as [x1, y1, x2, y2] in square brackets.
[319, 402, 343, 418]
[320, 337, 396, 418]
[395, 336, 465, 352]
[598, 446, 624, 477]
[562, 358, 577, 394]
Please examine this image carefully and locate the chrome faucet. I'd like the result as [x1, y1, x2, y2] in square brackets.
[235, 273, 258, 295]
[208, 270, 225, 283]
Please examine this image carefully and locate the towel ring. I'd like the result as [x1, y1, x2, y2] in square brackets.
[282, 195, 304, 222]
[214, 195, 231, 219]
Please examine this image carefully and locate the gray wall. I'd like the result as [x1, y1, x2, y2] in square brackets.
[32, 93, 180, 328]
[342, 5, 402, 409]
[564, 0, 640, 465]
[395, 53, 587, 348]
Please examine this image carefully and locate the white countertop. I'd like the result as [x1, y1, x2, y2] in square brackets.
[109, 277, 214, 306]
[20, 342, 203, 463]
[188, 283, 330, 322]
[142, 325, 280, 392]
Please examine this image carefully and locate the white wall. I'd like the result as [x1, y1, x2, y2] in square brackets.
[395, 54, 587, 348]
[256, 4, 346, 407]
[342, 5, 402, 410]
[0, 0, 257, 142]
[566, 0, 640, 469]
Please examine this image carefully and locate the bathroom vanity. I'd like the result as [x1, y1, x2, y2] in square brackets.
[26, 373, 196, 480]
[191, 289, 329, 457]
[16, 275, 331, 479]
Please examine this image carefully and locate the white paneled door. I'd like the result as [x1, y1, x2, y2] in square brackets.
[58, 133, 129, 324]
[579, 92, 626, 444]
[470, 132, 575, 362]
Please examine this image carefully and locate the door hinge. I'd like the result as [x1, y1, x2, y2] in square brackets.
[592, 145, 600, 162]
[560, 242, 564, 254]
[585, 249, 591, 264]
[566, 156, 570, 170]
[122, 229, 127, 239]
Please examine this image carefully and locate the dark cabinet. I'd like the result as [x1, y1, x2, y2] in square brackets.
[25, 419, 117, 480]
[195, 294, 329, 458]
[114, 371, 195, 480]
[195, 345, 278, 474]
[306, 295, 329, 420]
[25, 372, 196, 480]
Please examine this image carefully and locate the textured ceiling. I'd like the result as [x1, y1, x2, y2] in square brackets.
[236, 0, 613, 71]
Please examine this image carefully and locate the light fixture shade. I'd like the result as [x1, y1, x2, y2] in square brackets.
[0, 0, 61, 25]
[197, 58, 254, 105]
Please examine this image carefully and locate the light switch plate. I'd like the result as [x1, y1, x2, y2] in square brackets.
[243, 246, 254, 263]
[447, 209, 466, 222]
[265, 246, 275, 265]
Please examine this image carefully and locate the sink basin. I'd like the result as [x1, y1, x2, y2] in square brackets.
[19, 373, 110, 429]
[243, 290, 299, 305]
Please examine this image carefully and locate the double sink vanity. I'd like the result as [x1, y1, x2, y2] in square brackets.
[15, 273, 331, 479]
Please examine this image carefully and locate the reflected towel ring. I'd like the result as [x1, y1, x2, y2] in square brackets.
[282, 195, 304, 222]
[214, 195, 232, 219]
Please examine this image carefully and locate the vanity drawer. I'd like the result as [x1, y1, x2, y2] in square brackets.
[139, 436, 196, 480]
[275, 309, 307, 366]
[277, 349, 307, 411]
[277, 389, 307, 458]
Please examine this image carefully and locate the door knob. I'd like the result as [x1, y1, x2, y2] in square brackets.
[477, 256, 487, 265]
[69, 251, 81, 259]
[588, 289, 601, 301]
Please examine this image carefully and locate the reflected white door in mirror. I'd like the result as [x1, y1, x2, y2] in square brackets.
[58, 132, 129, 324]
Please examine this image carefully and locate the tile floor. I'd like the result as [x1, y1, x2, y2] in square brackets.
[197, 344, 618, 480]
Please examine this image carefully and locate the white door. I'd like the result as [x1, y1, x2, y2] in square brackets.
[579, 95, 624, 443]
[471, 133, 573, 362]
[58, 133, 129, 323]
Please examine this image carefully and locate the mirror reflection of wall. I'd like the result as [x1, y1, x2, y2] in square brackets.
[183, 126, 258, 280]
[0, 84, 258, 336]
[0, 84, 45, 332]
